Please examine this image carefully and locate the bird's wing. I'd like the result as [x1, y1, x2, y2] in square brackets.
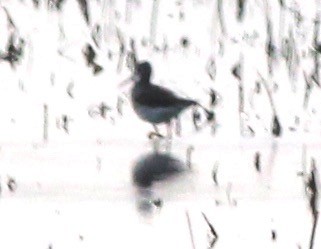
[134, 84, 196, 108]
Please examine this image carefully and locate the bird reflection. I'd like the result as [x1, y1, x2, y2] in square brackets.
[132, 152, 190, 217]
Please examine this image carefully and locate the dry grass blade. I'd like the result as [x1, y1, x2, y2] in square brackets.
[201, 212, 218, 248]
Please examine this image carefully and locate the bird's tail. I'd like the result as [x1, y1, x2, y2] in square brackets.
[192, 101, 215, 122]
[180, 99, 214, 122]
[184, 99, 198, 106]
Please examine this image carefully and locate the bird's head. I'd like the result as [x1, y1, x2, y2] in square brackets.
[118, 61, 152, 88]
[134, 61, 152, 83]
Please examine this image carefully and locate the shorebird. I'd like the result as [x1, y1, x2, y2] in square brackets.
[124, 61, 213, 137]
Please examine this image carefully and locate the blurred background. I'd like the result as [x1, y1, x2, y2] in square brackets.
[0, 0, 321, 248]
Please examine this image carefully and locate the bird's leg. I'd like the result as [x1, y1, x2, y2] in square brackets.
[164, 121, 173, 152]
[148, 124, 164, 139]
[153, 124, 159, 133]
[175, 116, 181, 137]
[152, 136, 161, 152]
[165, 138, 172, 153]
[153, 125, 164, 137]
[166, 121, 173, 139]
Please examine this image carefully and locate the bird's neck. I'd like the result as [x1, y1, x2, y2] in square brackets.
[137, 78, 150, 86]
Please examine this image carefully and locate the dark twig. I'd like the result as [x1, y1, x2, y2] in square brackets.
[278, 0, 285, 46]
[209, 89, 218, 107]
[271, 115, 281, 137]
[186, 146, 194, 170]
[289, 30, 299, 83]
[7, 177, 17, 192]
[126, 38, 138, 72]
[93, 64, 103, 75]
[303, 71, 312, 109]
[212, 162, 219, 186]
[254, 152, 261, 172]
[310, 213, 318, 249]
[226, 183, 236, 205]
[83, 44, 103, 75]
[237, 0, 246, 22]
[61, 115, 71, 134]
[53, 0, 66, 11]
[264, 0, 276, 76]
[201, 212, 218, 248]
[129, 38, 138, 59]
[125, 0, 133, 23]
[302, 144, 307, 175]
[31, 0, 40, 8]
[217, 0, 226, 36]
[57, 49, 75, 62]
[0, 34, 25, 68]
[233, 57, 245, 136]
[282, 28, 299, 90]
[116, 28, 126, 73]
[306, 159, 318, 249]
[232, 63, 241, 81]
[206, 57, 216, 81]
[88, 102, 112, 119]
[92, 24, 102, 48]
[238, 79, 244, 135]
[180, 37, 190, 48]
[2, 7, 16, 29]
[150, 0, 160, 45]
[76, 0, 90, 25]
[83, 44, 96, 66]
[271, 230, 277, 241]
[247, 125, 255, 136]
[307, 159, 318, 216]
[117, 96, 124, 116]
[312, 12, 321, 87]
[185, 211, 196, 249]
[43, 104, 48, 142]
[67, 82, 74, 98]
[257, 73, 282, 137]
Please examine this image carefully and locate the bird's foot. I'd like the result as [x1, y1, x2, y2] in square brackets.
[148, 131, 164, 139]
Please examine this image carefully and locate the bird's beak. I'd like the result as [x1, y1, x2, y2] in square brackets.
[119, 74, 140, 88]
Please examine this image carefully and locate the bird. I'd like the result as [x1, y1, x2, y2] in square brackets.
[129, 61, 214, 137]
